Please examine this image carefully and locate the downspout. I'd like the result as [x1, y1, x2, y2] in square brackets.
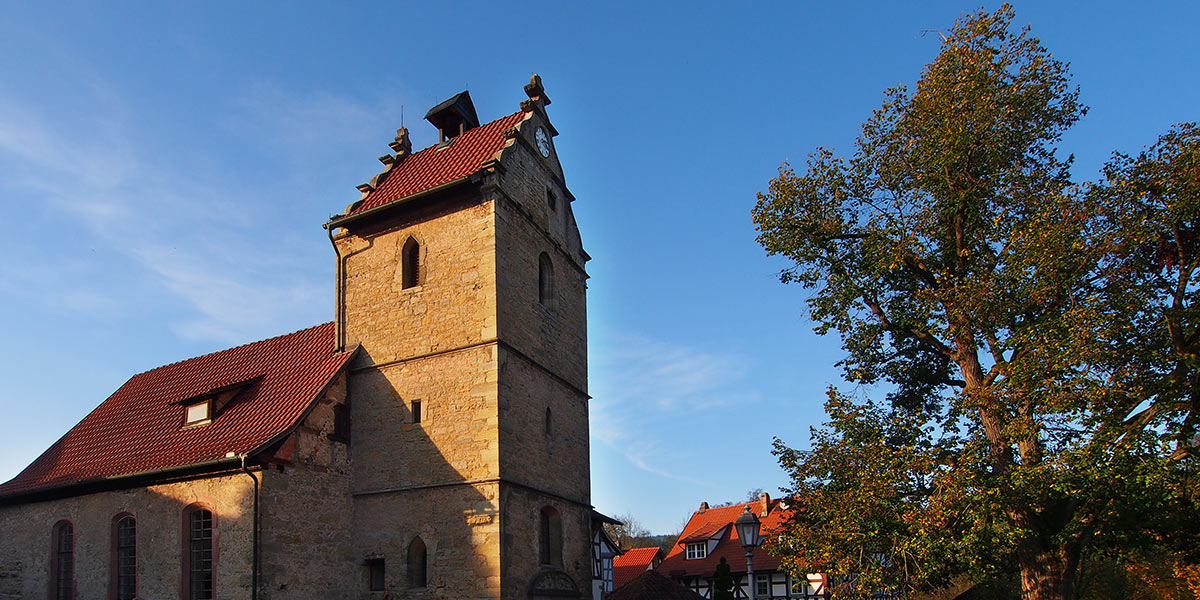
[326, 224, 346, 353]
[241, 455, 260, 600]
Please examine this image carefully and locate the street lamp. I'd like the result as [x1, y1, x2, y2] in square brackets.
[735, 506, 762, 600]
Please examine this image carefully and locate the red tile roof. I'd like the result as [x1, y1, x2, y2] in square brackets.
[614, 546, 664, 590]
[608, 570, 706, 600]
[0, 323, 353, 499]
[348, 110, 527, 216]
[658, 499, 792, 579]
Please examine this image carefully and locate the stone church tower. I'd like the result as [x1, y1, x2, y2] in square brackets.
[326, 75, 592, 599]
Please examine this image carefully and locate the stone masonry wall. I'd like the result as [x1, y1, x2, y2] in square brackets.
[493, 110, 589, 394]
[0, 472, 254, 600]
[259, 370, 355, 600]
[500, 485, 593, 600]
[338, 192, 499, 366]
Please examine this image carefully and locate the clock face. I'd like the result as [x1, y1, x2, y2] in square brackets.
[535, 127, 551, 158]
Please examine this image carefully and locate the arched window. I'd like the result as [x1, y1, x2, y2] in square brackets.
[184, 507, 214, 600]
[113, 514, 137, 600]
[402, 237, 421, 289]
[407, 536, 427, 588]
[51, 520, 73, 600]
[538, 506, 562, 567]
[538, 252, 554, 306]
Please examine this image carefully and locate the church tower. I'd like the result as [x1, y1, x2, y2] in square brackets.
[325, 76, 592, 600]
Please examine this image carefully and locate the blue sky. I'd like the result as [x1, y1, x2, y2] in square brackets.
[0, 2, 1196, 535]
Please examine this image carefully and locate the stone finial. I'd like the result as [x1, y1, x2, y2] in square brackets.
[525, 74, 544, 99]
[522, 73, 551, 108]
[388, 127, 412, 156]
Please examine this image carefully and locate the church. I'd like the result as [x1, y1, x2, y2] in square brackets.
[0, 75, 603, 600]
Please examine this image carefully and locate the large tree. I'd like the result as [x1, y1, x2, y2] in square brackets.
[751, 6, 1198, 600]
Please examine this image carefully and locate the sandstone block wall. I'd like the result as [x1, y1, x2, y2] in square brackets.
[258, 370, 355, 600]
[354, 482, 502, 600]
[0, 473, 254, 600]
[338, 193, 500, 365]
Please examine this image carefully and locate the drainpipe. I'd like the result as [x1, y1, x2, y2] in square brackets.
[241, 455, 260, 600]
[325, 224, 345, 353]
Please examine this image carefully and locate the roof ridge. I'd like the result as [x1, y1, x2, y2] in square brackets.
[130, 322, 334, 378]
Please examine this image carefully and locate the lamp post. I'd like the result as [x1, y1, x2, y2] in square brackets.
[735, 506, 762, 600]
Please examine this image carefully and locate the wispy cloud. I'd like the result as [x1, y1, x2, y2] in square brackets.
[590, 332, 758, 484]
[0, 82, 365, 344]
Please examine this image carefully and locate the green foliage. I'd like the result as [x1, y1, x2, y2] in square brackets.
[752, 5, 1200, 600]
[714, 557, 735, 600]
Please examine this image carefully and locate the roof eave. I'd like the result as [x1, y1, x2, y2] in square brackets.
[326, 174, 477, 230]
[0, 456, 245, 506]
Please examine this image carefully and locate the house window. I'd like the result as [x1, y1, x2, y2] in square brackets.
[538, 252, 554, 306]
[52, 521, 73, 600]
[114, 515, 137, 600]
[185, 507, 214, 600]
[601, 557, 614, 592]
[412, 400, 422, 424]
[184, 400, 211, 426]
[538, 506, 563, 567]
[402, 237, 420, 289]
[789, 575, 806, 597]
[407, 536, 427, 588]
[757, 574, 770, 597]
[366, 558, 385, 591]
[685, 542, 707, 560]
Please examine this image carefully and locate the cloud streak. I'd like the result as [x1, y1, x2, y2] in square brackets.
[0, 82, 369, 344]
[589, 331, 758, 484]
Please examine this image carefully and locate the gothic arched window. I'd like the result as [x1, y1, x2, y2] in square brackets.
[51, 520, 73, 600]
[184, 506, 214, 600]
[402, 237, 421, 289]
[538, 506, 563, 567]
[538, 252, 554, 306]
[407, 536, 428, 588]
[113, 514, 137, 600]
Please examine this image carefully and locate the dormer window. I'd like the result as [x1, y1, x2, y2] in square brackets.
[176, 376, 262, 429]
[685, 542, 707, 560]
[184, 400, 211, 426]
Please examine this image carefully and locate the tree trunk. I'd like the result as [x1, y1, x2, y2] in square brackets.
[1018, 542, 1077, 600]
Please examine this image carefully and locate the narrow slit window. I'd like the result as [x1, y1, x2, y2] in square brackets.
[412, 400, 422, 424]
[402, 237, 420, 289]
[544, 406, 552, 436]
[546, 188, 557, 211]
[538, 252, 554, 306]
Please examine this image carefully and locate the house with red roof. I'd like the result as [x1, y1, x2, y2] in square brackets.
[658, 494, 829, 599]
[0, 76, 601, 600]
[614, 546, 665, 591]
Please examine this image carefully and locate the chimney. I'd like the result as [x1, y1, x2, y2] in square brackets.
[759, 492, 770, 518]
[698, 501, 709, 514]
